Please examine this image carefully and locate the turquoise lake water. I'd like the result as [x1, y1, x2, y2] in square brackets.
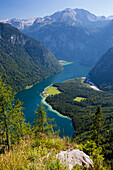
[16, 63, 90, 137]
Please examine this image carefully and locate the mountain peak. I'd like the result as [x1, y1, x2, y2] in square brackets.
[0, 17, 36, 29]
[0, 8, 112, 30]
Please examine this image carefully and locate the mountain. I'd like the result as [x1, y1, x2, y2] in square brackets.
[0, 18, 36, 30]
[83, 19, 113, 65]
[21, 8, 111, 64]
[1, 8, 112, 65]
[1, 8, 110, 30]
[24, 22, 94, 62]
[0, 22, 63, 91]
[88, 47, 113, 91]
[50, 8, 108, 26]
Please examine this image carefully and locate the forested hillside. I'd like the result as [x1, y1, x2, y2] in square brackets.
[45, 78, 113, 165]
[0, 23, 63, 91]
[0, 76, 111, 169]
[88, 47, 113, 91]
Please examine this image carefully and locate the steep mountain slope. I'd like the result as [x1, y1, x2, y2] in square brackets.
[0, 23, 62, 91]
[21, 8, 110, 64]
[25, 22, 93, 62]
[83, 20, 113, 65]
[88, 47, 113, 91]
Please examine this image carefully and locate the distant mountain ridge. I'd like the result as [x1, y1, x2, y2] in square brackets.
[0, 22, 62, 91]
[1, 8, 113, 66]
[1, 8, 111, 30]
[0, 18, 36, 30]
[88, 47, 113, 91]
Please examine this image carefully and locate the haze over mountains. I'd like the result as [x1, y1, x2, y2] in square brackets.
[1, 8, 112, 30]
[1, 8, 113, 66]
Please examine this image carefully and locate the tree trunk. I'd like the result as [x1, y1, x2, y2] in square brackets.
[3, 105, 10, 151]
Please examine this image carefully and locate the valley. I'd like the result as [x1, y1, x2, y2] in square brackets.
[1, 6, 113, 169]
[16, 62, 90, 137]
[45, 77, 113, 161]
[45, 78, 113, 137]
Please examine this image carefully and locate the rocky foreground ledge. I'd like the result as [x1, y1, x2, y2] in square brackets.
[47, 149, 93, 169]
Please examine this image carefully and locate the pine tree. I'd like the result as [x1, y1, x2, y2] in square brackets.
[33, 102, 56, 135]
[9, 99, 32, 143]
[0, 76, 14, 151]
[0, 76, 31, 151]
[91, 105, 104, 146]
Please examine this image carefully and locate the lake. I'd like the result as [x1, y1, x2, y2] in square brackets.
[16, 63, 90, 137]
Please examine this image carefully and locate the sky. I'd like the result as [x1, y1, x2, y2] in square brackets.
[1, 0, 113, 20]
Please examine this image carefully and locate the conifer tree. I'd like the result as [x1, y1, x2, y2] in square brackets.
[0, 76, 14, 151]
[91, 105, 104, 146]
[33, 102, 56, 135]
[9, 99, 32, 143]
[0, 75, 31, 151]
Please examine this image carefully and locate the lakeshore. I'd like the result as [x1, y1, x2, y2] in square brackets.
[16, 62, 90, 137]
[25, 85, 33, 89]
[40, 86, 71, 120]
[58, 60, 74, 66]
[40, 76, 102, 129]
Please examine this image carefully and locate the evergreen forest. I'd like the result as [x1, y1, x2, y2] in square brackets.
[46, 78, 113, 166]
[0, 23, 62, 91]
[0, 76, 112, 169]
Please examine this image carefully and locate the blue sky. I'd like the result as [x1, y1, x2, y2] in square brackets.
[1, 0, 113, 20]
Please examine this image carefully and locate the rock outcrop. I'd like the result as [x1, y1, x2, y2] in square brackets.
[56, 149, 93, 169]
[47, 149, 93, 169]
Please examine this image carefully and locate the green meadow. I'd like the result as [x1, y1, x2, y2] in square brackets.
[73, 97, 86, 102]
[46, 86, 61, 95]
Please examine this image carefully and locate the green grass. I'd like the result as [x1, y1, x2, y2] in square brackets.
[73, 97, 86, 102]
[0, 134, 78, 170]
[0, 133, 108, 169]
[46, 86, 61, 95]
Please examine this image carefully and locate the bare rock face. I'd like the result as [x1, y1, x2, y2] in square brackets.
[56, 149, 93, 169]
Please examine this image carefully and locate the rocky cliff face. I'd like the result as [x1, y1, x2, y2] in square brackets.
[88, 47, 113, 91]
[21, 8, 112, 65]
[27, 22, 93, 62]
